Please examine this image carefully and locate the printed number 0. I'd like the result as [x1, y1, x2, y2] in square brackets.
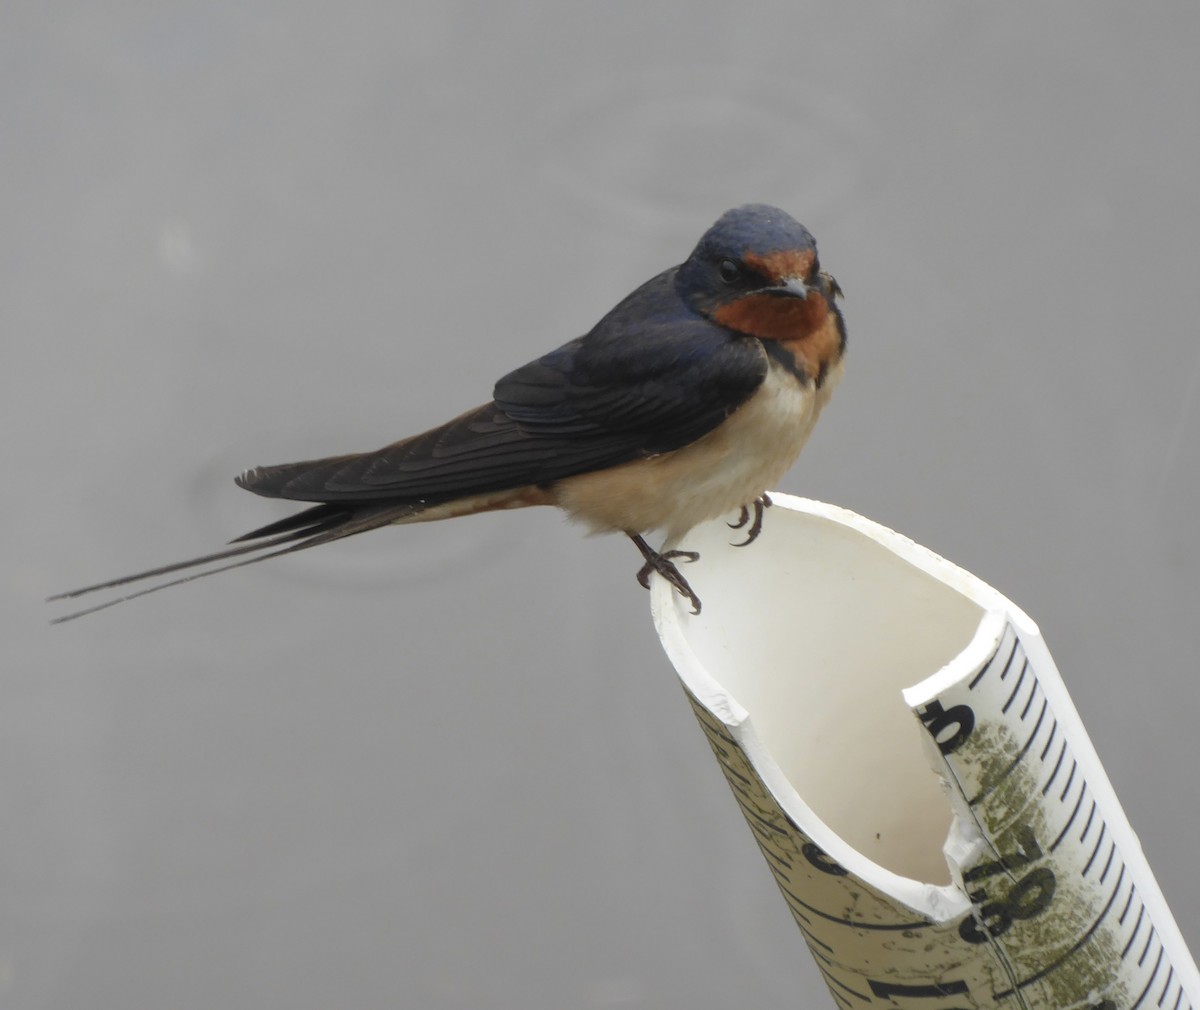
[918, 701, 975, 755]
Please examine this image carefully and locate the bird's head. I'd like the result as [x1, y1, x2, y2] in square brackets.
[676, 205, 844, 378]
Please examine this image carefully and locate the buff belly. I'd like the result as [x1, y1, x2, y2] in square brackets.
[553, 360, 841, 542]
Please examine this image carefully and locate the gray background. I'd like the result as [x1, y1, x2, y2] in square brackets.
[9, 4, 1200, 1008]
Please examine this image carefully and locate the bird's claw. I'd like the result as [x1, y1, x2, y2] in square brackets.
[636, 550, 702, 614]
[728, 493, 772, 547]
[635, 549, 700, 590]
[627, 533, 702, 614]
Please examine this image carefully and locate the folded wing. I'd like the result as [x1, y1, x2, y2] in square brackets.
[237, 317, 767, 505]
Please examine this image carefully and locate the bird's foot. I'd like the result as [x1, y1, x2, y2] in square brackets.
[627, 533, 702, 614]
[728, 493, 772, 547]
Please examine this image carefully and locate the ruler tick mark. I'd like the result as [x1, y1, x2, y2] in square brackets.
[1123, 904, 1147, 959]
[802, 928, 835, 954]
[1059, 759, 1078, 802]
[1002, 659, 1030, 713]
[1042, 739, 1068, 795]
[1000, 640, 1022, 680]
[970, 629, 1018, 689]
[1079, 800, 1098, 844]
[1139, 928, 1157, 968]
[1083, 823, 1108, 877]
[1160, 966, 1177, 1006]
[1050, 787, 1088, 852]
[1100, 841, 1117, 884]
[1040, 719, 1059, 761]
[1020, 682, 1039, 720]
[1132, 947, 1166, 1008]
[822, 968, 871, 1002]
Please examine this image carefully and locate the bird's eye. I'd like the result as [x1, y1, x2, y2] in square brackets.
[718, 259, 741, 284]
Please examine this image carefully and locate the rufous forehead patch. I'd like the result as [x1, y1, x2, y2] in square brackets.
[744, 248, 815, 284]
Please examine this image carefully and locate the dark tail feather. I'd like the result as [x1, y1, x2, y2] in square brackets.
[228, 502, 347, 542]
[47, 502, 415, 624]
[47, 503, 349, 601]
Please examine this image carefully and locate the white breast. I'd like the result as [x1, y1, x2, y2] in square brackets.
[555, 358, 841, 542]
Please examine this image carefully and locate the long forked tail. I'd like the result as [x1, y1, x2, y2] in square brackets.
[47, 501, 420, 624]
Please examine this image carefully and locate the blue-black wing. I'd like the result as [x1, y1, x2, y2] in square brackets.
[237, 272, 767, 504]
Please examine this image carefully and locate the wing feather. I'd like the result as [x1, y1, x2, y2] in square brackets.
[238, 277, 767, 505]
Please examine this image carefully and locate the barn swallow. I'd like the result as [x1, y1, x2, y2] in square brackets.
[49, 204, 845, 622]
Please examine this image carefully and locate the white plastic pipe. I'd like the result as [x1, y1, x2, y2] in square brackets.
[652, 495, 1198, 1010]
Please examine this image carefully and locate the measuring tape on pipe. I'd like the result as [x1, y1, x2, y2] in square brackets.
[651, 495, 1198, 1010]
